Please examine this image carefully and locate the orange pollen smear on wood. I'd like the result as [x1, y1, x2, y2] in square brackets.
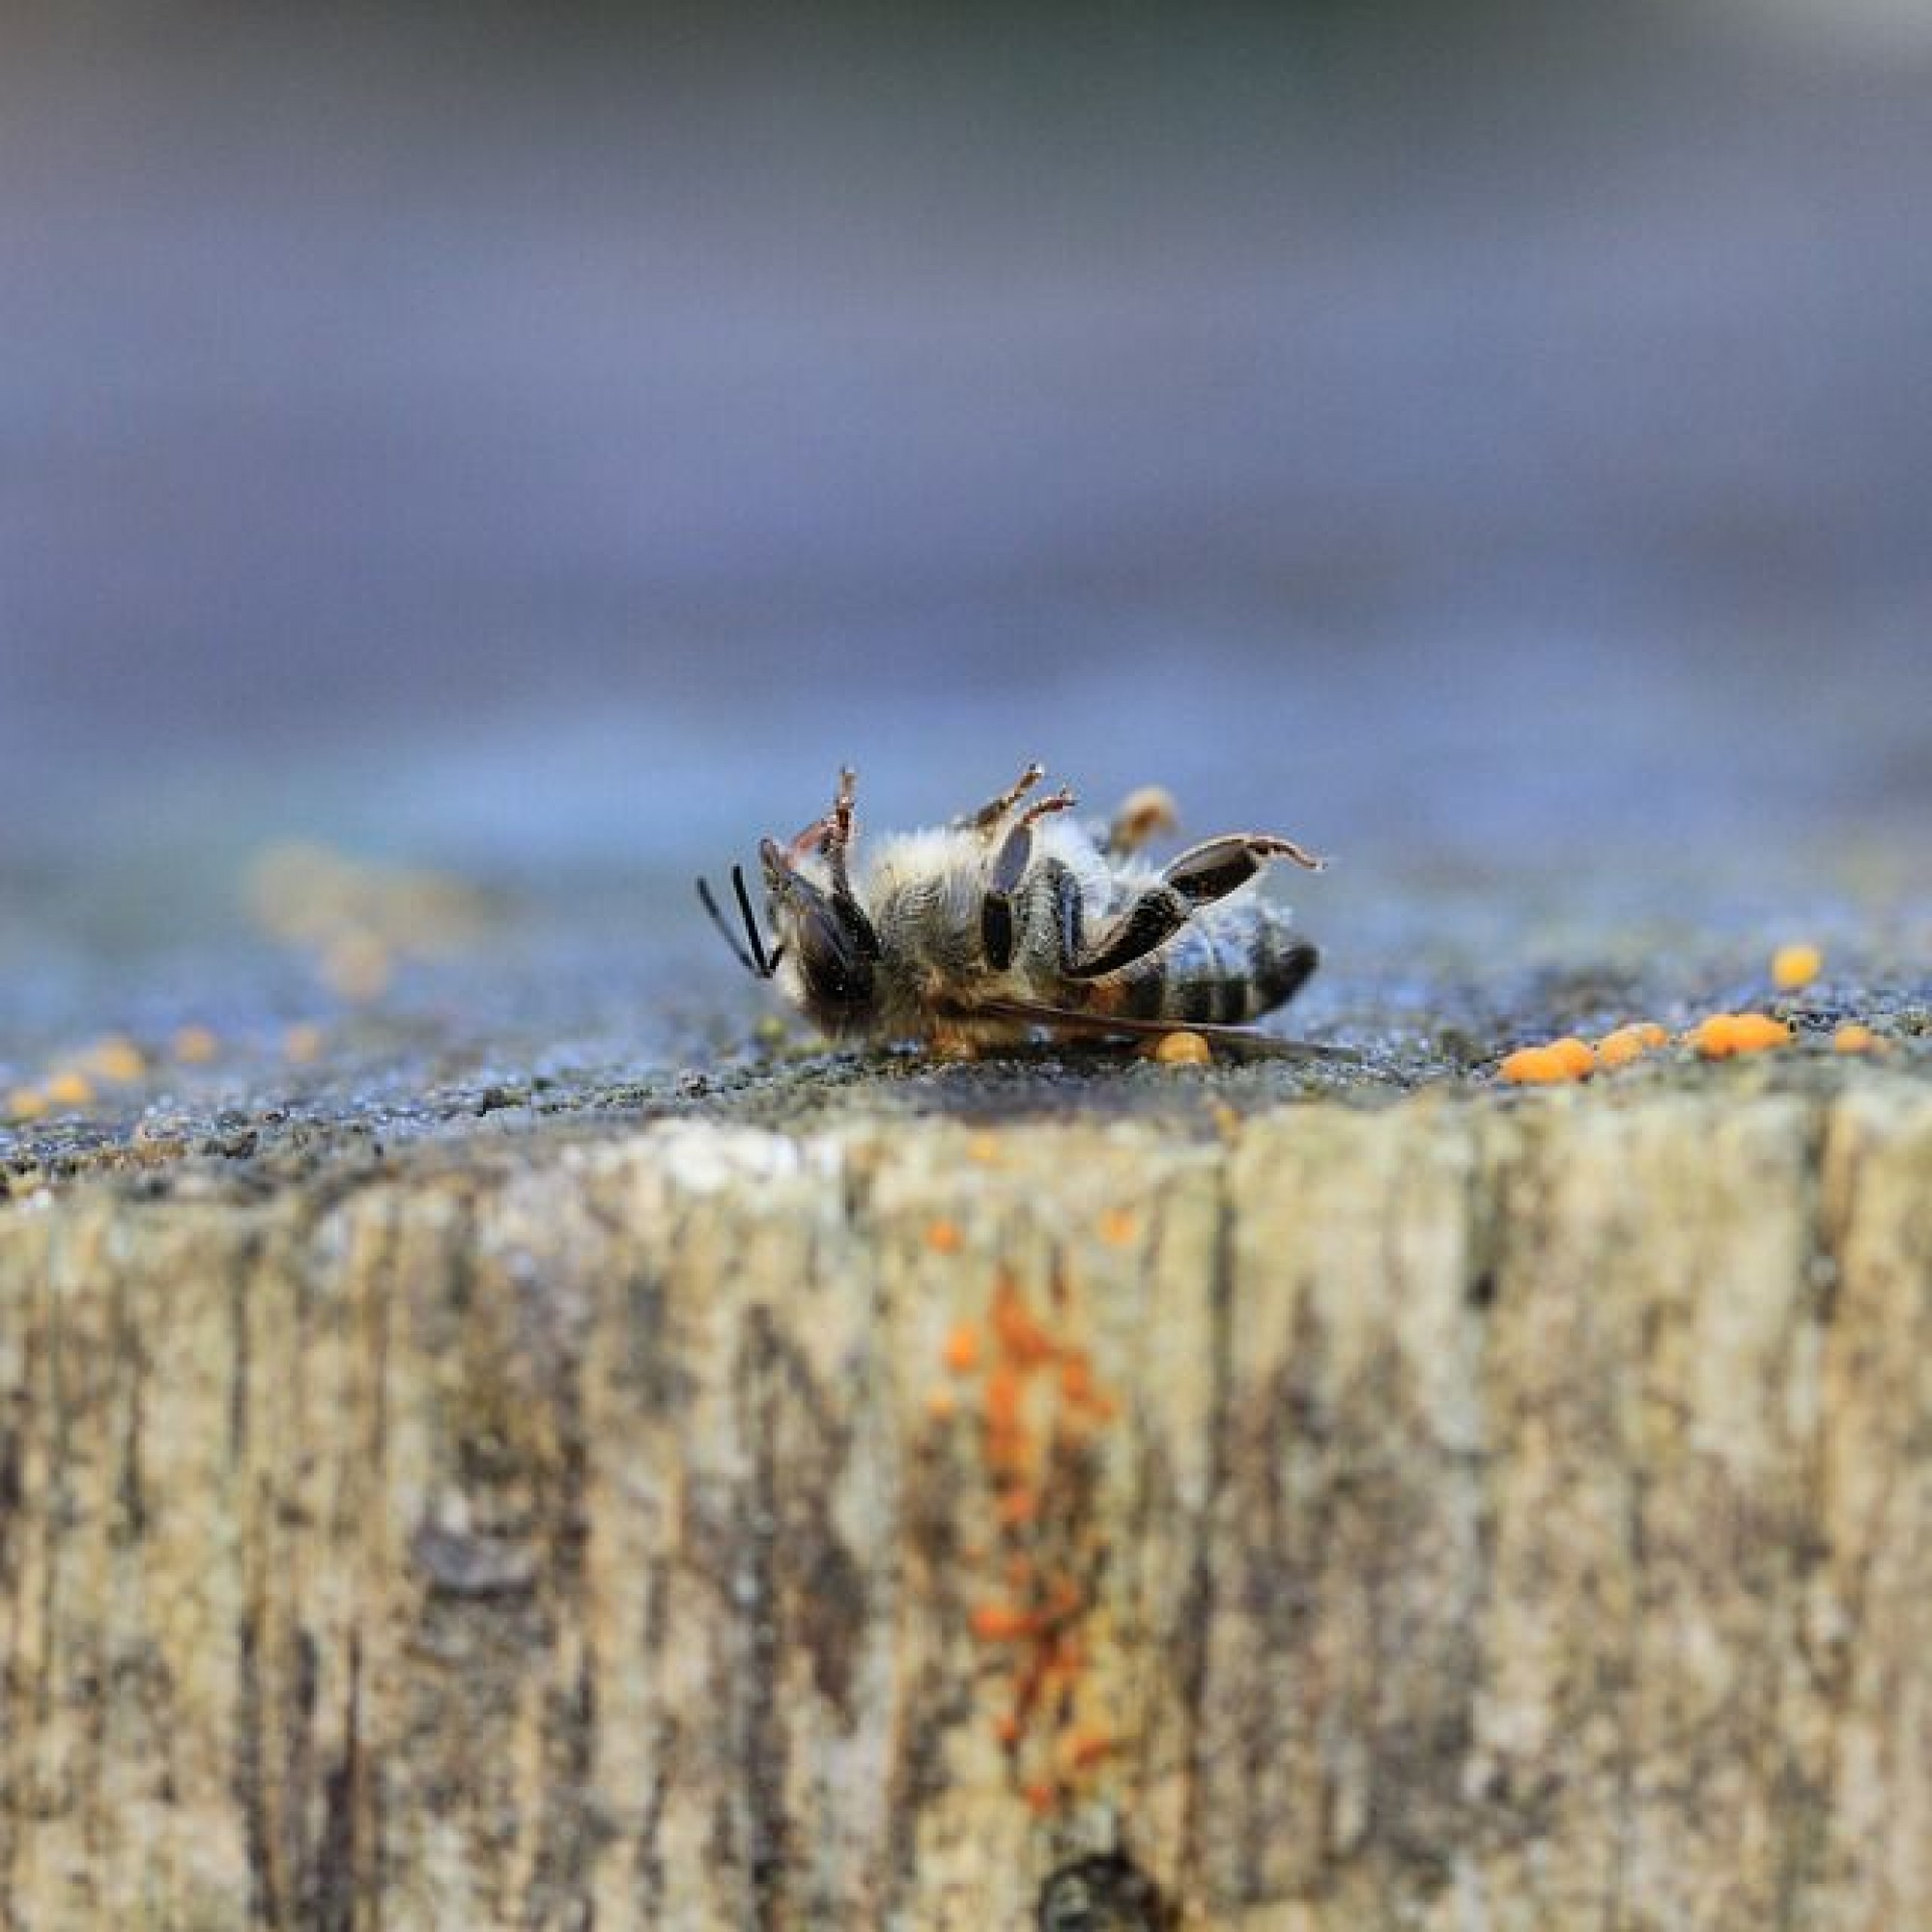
[1095, 1207, 1139, 1247]
[933, 1264, 1127, 1814]
[1044, 1576, 1084, 1620]
[1059, 1353, 1118, 1421]
[1691, 1011, 1794, 1059]
[991, 1277, 1059, 1367]
[1044, 1638, 1085, 1687]
[1060, 1728, 1116, 1774]
[984, 1364, 1026, 1432]
[1773, 943, 1823, 990]
[924, 1218, 965, 1255]
[982, 1365, 1033, 1479]
[970, 1603, 1043, 1642]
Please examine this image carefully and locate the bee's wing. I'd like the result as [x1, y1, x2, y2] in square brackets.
[955, 996, 1361, 1064]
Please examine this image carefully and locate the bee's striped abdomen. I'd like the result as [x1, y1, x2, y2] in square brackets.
[1108, 907, 1318, 1026]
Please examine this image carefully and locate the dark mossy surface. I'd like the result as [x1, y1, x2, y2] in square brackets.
[4, 926, 1925, 1206]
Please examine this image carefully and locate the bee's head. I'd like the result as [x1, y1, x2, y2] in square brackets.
[757, 837, 881, 1032]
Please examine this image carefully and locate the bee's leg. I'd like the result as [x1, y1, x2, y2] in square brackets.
[784, 765, 862, 872]
[783, 812, 835, 862]
[816, 765, 883, 958]
[957, 760, 1046, 835]
[1063, 887, 1191, 980]
[1065, 833, 1322, 980]
[824, 765, 860, 900]
[1163, 831, 1322, 899]
[1103, 784, 1180, 857]
[980, 786, 1076, 969]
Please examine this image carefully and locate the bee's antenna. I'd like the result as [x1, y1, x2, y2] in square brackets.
[696, 867, 775, 980]
[729, 864, 775, 976]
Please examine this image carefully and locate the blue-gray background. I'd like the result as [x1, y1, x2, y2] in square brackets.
[4, 2, 1929, 1048]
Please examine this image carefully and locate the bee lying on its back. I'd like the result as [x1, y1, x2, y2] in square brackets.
[697, 762, 1324, 1052]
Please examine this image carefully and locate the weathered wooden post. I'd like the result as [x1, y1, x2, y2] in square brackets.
[4, 1067, 1931, 1926]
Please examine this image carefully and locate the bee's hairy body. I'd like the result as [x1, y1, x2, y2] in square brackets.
[698, 763, 1323, 1050]
[842, 821, 1305, 1043]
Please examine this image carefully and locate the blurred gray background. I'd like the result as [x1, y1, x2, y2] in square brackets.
[4, 1, 1929, 1052]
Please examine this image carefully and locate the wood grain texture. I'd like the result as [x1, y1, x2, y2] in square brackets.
[4, 1076, 1931, 1929]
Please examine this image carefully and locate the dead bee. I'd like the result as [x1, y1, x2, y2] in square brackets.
[696, 761, 1324, 1054]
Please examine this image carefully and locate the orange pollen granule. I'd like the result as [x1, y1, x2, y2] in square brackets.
[1595, 1022, 1666, 1070]
[86, 1037, 147, 1083]
[43, 1070, 95, 1109]
[1691, 1011, 1793, 1059]
[284, 1022, 325, 1064]
[943, 1322, 981, 1373]
[1772, 944, 1823, 991]
[1152, 1030, 1212, 1065]
[172, 1025, 219, 1064]
[1500, 1043, 1588, 1085]
[1547, 1036, 1597, 1075]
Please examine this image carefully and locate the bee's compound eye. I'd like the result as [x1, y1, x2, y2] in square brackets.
[797, 905, 874, 1009]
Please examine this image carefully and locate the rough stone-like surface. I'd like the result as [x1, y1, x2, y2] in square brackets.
[5, 1053, 1931, 1929]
